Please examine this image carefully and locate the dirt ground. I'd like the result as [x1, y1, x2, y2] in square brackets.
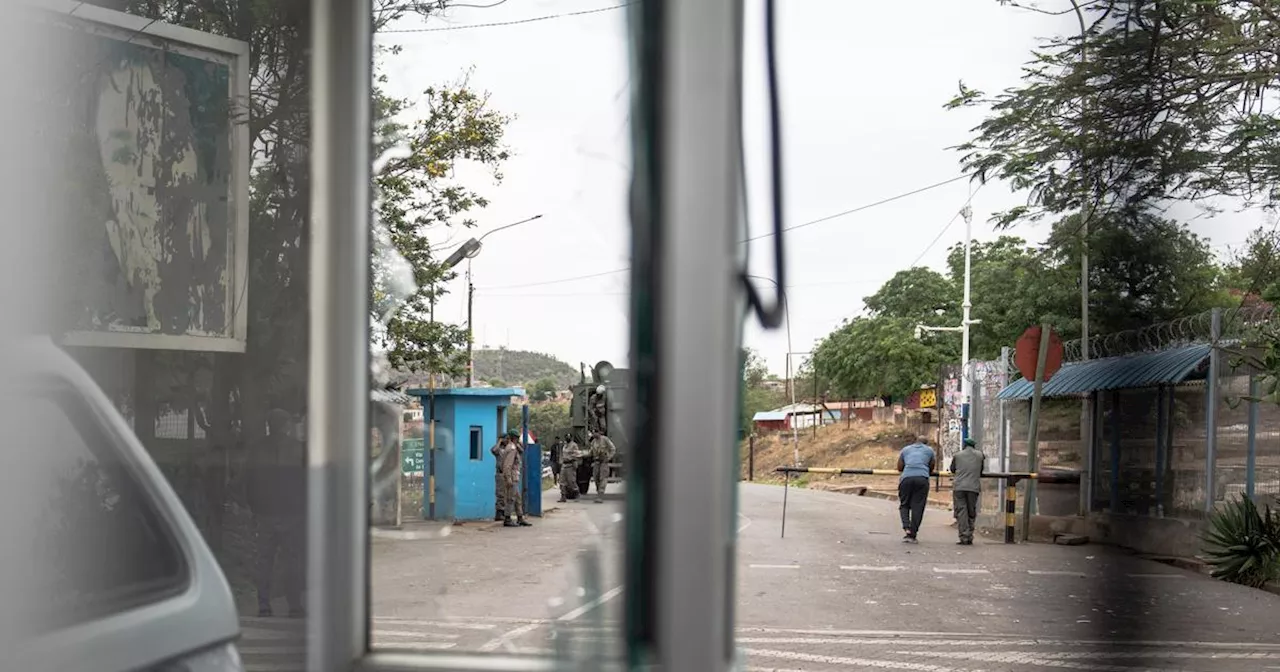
[741, 422, 954, 507]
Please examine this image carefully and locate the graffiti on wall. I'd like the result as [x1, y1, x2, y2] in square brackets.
[939, 364, 963, 461]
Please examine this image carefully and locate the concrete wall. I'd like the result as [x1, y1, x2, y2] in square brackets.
[450, 397, 510, 521]
[369, 400, 403, 528]
[431, 397, 457, 521]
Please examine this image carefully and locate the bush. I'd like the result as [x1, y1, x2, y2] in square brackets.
[1201, 495, 1280, 588]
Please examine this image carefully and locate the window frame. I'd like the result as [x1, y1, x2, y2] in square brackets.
[309, 0, 745, 669]
[469, 426, 483, 461]
[27, 379, 191, 628]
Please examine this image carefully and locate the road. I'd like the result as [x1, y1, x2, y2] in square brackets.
[238, 482, 1280, 671]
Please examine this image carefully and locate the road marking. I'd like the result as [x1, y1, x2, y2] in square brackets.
[1029, 570, 1088, 577]
[909, 649, 1189, 671]
[742, 648, 962, 671]
[840, 565, 901, 572]
[749, 564, 801, 570]
[238, 646, 306, 655]
[374, 641, 458, 651]
[477, 622, 543, 652]
[369, 618, 498, 630]
[738, 513, 753, 533]
[734, 628, 1280, 651]
[558, 585, 624, 621]
[371, 629, 461, 639]
[932, 567, 989, 574]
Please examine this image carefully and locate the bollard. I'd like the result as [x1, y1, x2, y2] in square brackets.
[1004, 481, 1017, 544]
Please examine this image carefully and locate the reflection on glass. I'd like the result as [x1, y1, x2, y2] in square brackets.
[367, 1, 631, 663]
[14, 1, 315, 670]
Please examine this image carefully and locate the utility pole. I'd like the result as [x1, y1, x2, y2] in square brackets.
[915, 203, 980, 442]
[959, 203, 974, 441]
[466, 266, 475, 387]
[1072, 0, 1090, 363]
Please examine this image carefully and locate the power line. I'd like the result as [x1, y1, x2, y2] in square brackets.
[382, 1, 633, 33]
[479, 267, 628, 291]
[742, 175, 969, 243]
[906, 181, 987, 269]
[477, 174, 971, 290]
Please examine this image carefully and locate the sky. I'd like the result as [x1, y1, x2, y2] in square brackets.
[379, 0, 1269, 380]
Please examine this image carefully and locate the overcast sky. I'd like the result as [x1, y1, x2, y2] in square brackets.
[379, 0, 1267, 380]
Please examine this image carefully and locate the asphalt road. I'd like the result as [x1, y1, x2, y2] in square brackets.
[238, 482, 1280, 671]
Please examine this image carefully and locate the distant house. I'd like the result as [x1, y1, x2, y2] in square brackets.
[751, 410, 788, 432]
[761, 379, 786, 393]
[751, 403, 834, 432]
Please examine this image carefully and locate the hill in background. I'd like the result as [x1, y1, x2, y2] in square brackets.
[471, 348, 579, 390]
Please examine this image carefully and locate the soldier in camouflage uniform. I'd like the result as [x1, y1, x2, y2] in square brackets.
[499, 430, 532, 527]
[588, 385, 607, 434]
[557, 433, 582, 502]
[587, 430, 617, 503]
[491, 434, 510, 521]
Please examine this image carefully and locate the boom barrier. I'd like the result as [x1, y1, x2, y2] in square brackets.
[772, 466, 1080, 543]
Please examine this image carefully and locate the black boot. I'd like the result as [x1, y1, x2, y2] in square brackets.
[503, 518, 518, 527]
[517, 517, 532, 527]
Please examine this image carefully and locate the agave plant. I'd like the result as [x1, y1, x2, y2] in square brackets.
[1201, 495, 1280, 588]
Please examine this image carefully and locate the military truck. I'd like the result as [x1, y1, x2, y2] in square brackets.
[563, 360, 629, 497]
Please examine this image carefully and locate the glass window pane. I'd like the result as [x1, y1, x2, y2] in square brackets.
[24, 383, 188, 630]
[0, 1, 318, 669]
[367, 2, 632, 664]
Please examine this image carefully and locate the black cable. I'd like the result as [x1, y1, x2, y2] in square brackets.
[381, 2, 633, 33]
[741, 0, 787, 329]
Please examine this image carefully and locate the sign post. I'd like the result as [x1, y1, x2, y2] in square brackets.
[1014, 324, 1064, 541]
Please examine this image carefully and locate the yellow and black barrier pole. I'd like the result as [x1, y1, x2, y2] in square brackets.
[774, 467, 1078, 543]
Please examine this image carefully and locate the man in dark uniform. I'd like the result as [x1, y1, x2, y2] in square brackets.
[248, 409, 306, 617]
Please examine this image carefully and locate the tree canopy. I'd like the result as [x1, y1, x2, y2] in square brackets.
[811, 221, 1238, 399]
[951, 0, 1280, 230]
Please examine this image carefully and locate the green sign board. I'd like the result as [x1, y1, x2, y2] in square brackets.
[402, 438, 425, 474]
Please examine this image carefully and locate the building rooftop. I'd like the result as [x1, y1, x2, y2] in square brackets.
[406, 386, 526, 398]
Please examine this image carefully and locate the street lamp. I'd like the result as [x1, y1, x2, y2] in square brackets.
[458, 214, 545, 386]
[423, 245, 480, 520]
[914, 204, 981, 443]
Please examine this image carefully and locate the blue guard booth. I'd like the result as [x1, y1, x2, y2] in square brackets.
[405, 387, 541, 522]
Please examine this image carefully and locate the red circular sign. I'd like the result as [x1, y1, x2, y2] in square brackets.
[1015, 326, 1064, 383]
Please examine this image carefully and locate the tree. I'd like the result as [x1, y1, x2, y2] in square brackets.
[739, 348, 785, 436]
[863, 267, 958, 323]
[812, 315, 955, 400]
[528, 401, 571, 447]
[950, 1, 1280, 229]
[528, 377, 559, 402]
[943, 236, 1073, 360]
[1045, 210, 1231, 333]
[741, 348, 770, 387]
[1224, 226, 1280, 302]
[372, 74, 511, 374]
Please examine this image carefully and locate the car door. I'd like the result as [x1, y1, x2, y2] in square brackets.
[5, 343, 241, 672]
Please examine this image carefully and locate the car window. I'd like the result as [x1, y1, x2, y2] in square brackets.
[22, 382, 187, 631]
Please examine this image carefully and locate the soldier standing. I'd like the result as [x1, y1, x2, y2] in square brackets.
[491, 434, 509, 521]
[589, 385, 607, 434]
[949, 437, 985, 546]
[499, 430, 532, 527]
[558, 433, 582, 502]
[587, 430, 617, 503]
[248, 408, 305, 617]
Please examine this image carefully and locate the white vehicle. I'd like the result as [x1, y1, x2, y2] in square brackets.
[4, 338, 243, 672]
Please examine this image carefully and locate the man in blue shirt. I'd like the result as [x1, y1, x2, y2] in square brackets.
[896, 436, 936, 543]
